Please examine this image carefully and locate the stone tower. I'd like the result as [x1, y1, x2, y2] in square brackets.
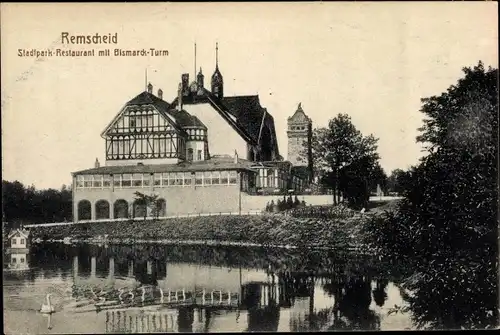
[287, 103, 313, 178]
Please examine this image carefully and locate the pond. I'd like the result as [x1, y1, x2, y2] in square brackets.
[3, 242, 414, 333]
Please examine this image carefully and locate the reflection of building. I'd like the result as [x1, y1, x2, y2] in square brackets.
[105, 309, 179, 333]
[71, 44, 315, 222]
[7, 251, 30, 271]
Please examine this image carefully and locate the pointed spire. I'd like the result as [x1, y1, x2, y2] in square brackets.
[144, 68, 148, 91]
[215, 42, 219, 69]
[194, 42, 197, 79]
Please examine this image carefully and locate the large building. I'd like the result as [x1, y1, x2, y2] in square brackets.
[71, 45, 314, 222]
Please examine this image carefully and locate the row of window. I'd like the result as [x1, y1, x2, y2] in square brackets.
[255, 168, 307, 190]
[11, 256, 26, 264]
[75, 171, 239, 188]
[110, 111, 172, 134]
[106, 136, 179, 157]
[12, 238, 25, 245]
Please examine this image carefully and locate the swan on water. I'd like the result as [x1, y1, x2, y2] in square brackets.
[40, 294, 55, 314]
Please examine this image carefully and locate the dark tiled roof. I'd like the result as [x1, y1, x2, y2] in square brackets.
[73, 158, 257, 175]
[250, 160, 293, 171]
[288, 103, 312, 123]
[170, 90, 276, 147]
[170, 89, 257, 144]
[125, 91, 206, 129]
[222, 95, 268, 144]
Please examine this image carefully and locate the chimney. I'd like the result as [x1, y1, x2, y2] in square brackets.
[197, 68, 204, 89]
[181, 73, 189, 96]
[158, 89, 163, 100]
[147, 82, 153, 94]
[95, 158, 100, 168]
[177, 83, 183, 111]
[234, 150, 238, 164]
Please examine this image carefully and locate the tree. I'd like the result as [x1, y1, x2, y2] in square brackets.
[133, 192, 161, 221]
[368, 162, 388, 195]
[365, 61, 498, 329]
[277, 199, 284, 212]
[386, 169, 411, 194]
[287, 195, 294, 209]
[309, 114, 380, 207]
[294, 195, 301, 208]
[269, 200, 276, 212]
[2, 180, 73, 226]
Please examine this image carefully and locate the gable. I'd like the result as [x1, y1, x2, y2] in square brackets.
[288, 104, 311, 124]
[290, 111, 309, 123]
[103, 105, 178, 137]
[8, 229, 28, 239]
[170, 90, 257, 145]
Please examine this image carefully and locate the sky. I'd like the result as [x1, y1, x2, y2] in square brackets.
[1, 2, 498, 190]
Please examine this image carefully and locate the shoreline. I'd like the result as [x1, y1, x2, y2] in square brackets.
[27, 201, 397, 252]
[34, 237, 371, 253]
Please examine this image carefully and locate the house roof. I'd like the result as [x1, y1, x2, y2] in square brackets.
[288, 103, 312, 124]
[8, 229, 30, 239]
[101, 91, 207, 137]
[221, 95, 277, 147]
[169, 89, 278, 150]
[73, 157, 258, 175]
[250, 160, 293, 171]
[169, 89, 257, 145]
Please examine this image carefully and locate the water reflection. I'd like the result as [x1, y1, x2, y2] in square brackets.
[4, 243, 415, 333]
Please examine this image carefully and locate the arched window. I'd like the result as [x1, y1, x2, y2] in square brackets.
[77, 200, 91, 221]
[113, 199, 129, 219]
[95, 200, 110, 220]
[156, 199, 166, 217]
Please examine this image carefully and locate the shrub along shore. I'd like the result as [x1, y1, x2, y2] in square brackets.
[28, 203, 389, 250]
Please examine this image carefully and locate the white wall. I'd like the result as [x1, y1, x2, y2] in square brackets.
[186, 140, 206, 161]
[183, 103, 248, 158]
[10, 234, 27, 248]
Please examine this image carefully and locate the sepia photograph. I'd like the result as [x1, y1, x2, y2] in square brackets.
[1, 2, 498, 333]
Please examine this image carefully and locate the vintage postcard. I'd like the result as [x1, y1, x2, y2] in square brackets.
[1, 2, 498, 333]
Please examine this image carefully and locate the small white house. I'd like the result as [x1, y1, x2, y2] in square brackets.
[7, 228, 30, 250]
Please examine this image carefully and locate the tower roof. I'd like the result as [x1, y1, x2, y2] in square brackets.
[288, 102, 311, 123]
[211, 42, 223, 81]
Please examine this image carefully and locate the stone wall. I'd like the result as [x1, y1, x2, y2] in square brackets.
[73, 182, 242, 221]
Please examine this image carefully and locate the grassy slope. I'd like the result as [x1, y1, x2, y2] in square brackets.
[29, 200, 398, 249]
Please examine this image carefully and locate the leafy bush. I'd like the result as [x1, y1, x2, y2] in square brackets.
[363, 62, 499, 329]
